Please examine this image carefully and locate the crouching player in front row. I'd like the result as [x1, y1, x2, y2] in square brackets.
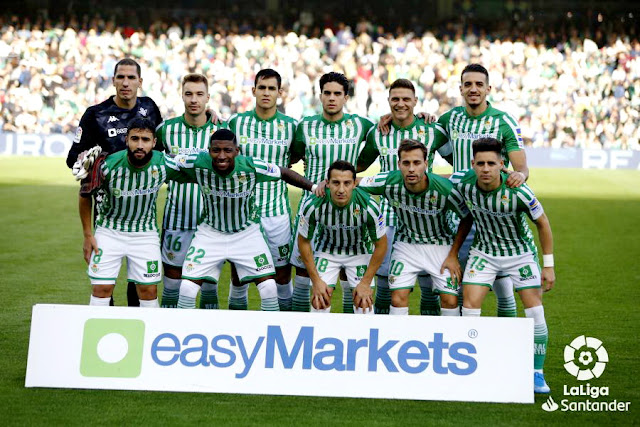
[443, 137, 556, 393]
[297, 161, 387, 314]
[358, 139, 466, 316]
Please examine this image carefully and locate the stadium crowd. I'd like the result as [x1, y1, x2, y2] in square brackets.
[0, 12, 638, 150]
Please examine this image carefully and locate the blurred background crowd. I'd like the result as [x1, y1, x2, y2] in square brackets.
[0, 0, 638, 150]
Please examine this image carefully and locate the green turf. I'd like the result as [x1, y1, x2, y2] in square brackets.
[1, 157, 638, 425]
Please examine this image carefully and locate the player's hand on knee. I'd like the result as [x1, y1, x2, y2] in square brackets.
[354, 282, 373, 310]
[83, 236, 99, 264]
[542, 267, 555, 292]
[312, 280, 331, 308]
[441, 255, 461, 286]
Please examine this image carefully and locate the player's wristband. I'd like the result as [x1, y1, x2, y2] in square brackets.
[311, 184, 318, 192]
[543, 254, 554, 268]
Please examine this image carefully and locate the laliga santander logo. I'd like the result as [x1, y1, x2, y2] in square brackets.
[563, 335, 608, 380]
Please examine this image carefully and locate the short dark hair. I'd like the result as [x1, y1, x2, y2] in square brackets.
[127, 118, 155, 136]
[210, 129, 237, 146]
[327, 160, 356, 181]
[255, 69, 282, 89]
[398, 139, 428, 160]
[389, 79, 415, 94]
[319, 72, 349, 94]
[114, 58, 141, 78]
[182, 73, 209, 90]
[472, 137, 502, 156]
[461, 63, 489, 83]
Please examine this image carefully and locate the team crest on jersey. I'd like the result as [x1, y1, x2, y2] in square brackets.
[237, 172, 247, 183]
[468, 269, 476, 278]
[430, 195, 438, 204]
[138, 107, 148, 117]
[352, 207, 361, 217]
[185, 263, 194, 272]
[167, 252, 175, 261]
[418, 129, 425, 138]
[151, 167, 159, 179]
[389, 275, 396, 284]
[484, 119, 492, 128]
[346, 119, 354, 128]
[501, 194, 509, 207]
[277, 123, 285, 132]
[451, 130, 459, 140]
[91, 264, 99, 273]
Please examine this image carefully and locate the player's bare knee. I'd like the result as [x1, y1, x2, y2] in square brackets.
[136, 284, 157, 300]
[163, 264, 182, 280]
[275, 265, 291, 284]
[391, 289, 410, 307]
[440, 294, 458, 309]
[92, 284, 114, 298]
[518, 288, 542, 308]
[294, 267, 309, 278]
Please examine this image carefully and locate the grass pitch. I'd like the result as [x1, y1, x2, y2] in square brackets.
[0, 157, 638, 425]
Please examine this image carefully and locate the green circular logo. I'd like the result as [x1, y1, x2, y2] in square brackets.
[113, 188, 122, 198]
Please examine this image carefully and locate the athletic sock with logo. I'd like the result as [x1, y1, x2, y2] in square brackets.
[199, 280, 219, 309]
[161, 277, 181, 308]
[494, 276, 517, 317]
[525, 305, 548, 370]
[374, 275, 391, 314]
[228, 283, 249, 310]
[389, 306, 409, 315]
[257, 279, 280, 311]
[418, 275, 441, 315]
[441, 307, 460, 316]
[292, 275, 311, 312]
[89, 295, 110, 306]
[140, 298, 159, 308]
[276, 281, 293, 311]
[177, 280, 200, 309]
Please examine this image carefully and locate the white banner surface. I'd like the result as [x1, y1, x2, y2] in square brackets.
[26, 304, 534, 403]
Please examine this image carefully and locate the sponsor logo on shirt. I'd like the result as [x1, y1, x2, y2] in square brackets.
[529, 198, 542, 215]
[73, 126, 83, 144]
[107, 127, 128, 138]
[139, 107, 148, 117]
[112, 185, 162, 197]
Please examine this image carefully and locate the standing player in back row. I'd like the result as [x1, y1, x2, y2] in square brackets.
[227, 69, 298, 311]
[357, 78, 448, 315]
[156, 73, 225, 309]
[289, 72, 375, 312]
[443, 137, 555, 394]
[436, 63, 530, 318]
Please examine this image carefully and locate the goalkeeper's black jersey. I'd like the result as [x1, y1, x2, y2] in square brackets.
[66, 96, 162, 168]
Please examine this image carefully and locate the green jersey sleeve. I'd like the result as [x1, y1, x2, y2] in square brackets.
[358, 172, 389, 196]
[448, 183, 470, 219]
[515, 184, 544, 220]
[297, 199, 318, 239]
[290, 124, 306, 163]
[500, 113, 524, 153]
[357, 127, 380, 171]
[364, 198, 386, 242]
[252, 157, 282, 183]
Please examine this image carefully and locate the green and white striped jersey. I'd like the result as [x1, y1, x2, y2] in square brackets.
[298, 187, 385, 256]
[449, 170, 543, 256]
[173, 153, 281, 233]
[157, 115, 226, 231]
[97, 151, 183, 232]
[228, 110, 297, 217]
[358, 117, 448, 226]
[436, 103, 524, 173]
[359, 171, 463, 245]
[291, 113, 374, 202]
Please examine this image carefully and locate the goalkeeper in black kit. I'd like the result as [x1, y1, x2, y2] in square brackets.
[66, 58, 162, 306]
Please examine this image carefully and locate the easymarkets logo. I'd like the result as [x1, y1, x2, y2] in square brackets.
[79, 320, 479, 379]
[80, 319, 145, 378]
